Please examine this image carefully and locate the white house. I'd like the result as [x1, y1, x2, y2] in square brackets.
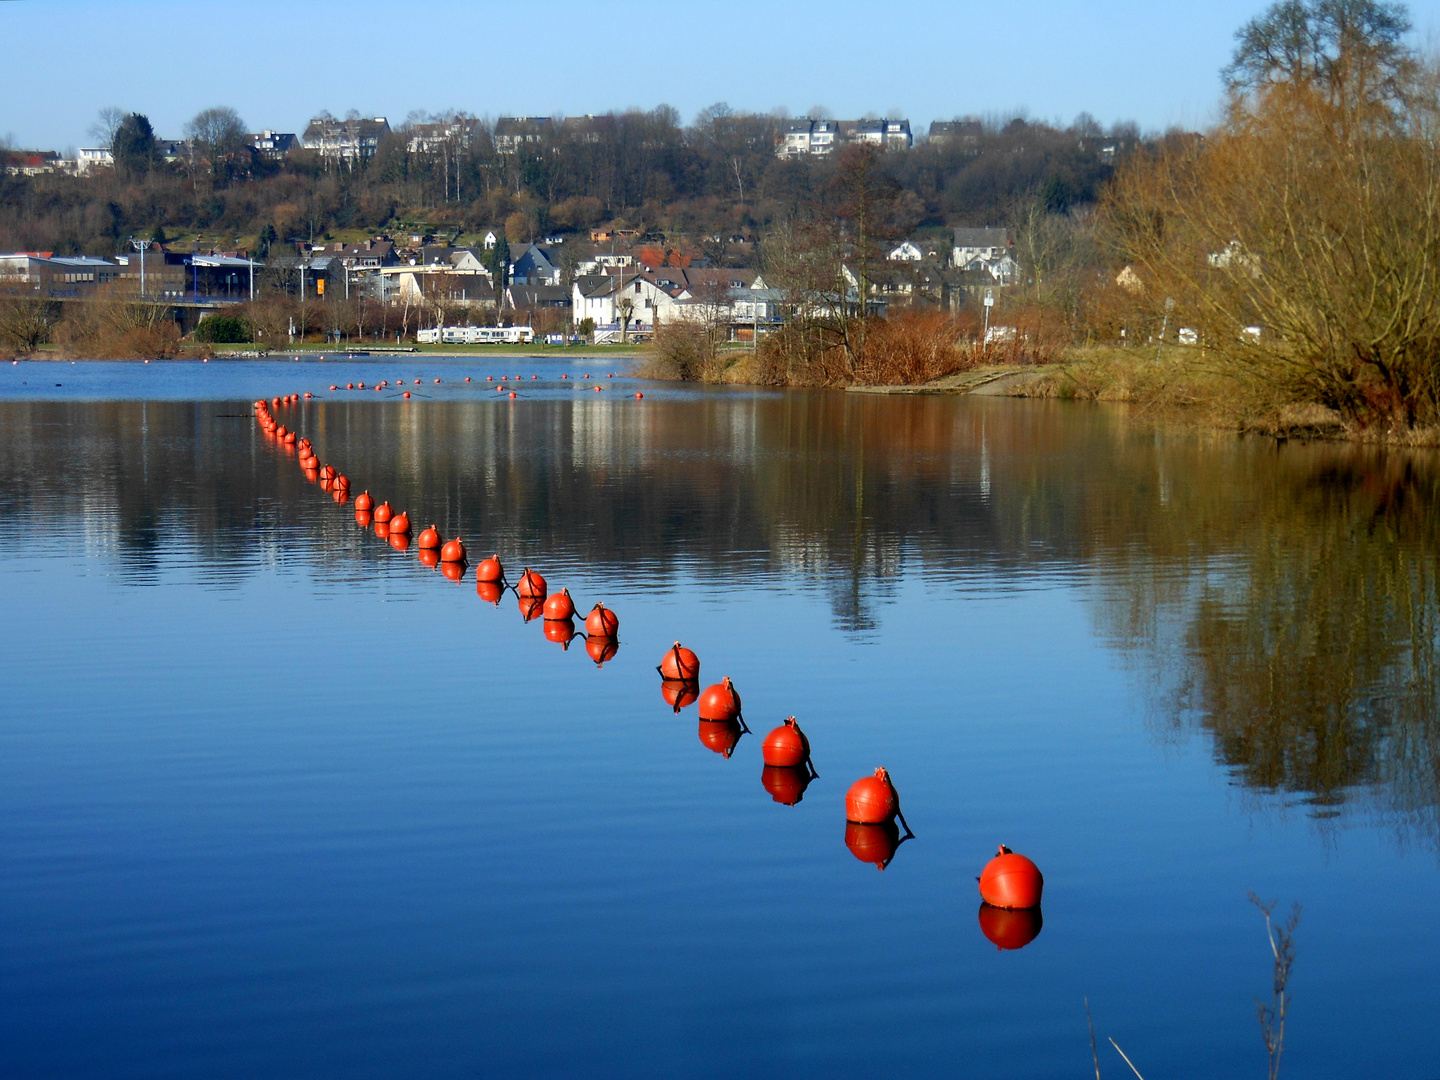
[951, 228, 1010, 268]
[887, 241, 923, 262]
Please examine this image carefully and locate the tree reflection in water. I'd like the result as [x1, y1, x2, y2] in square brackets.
[2, 394, 1438, 836]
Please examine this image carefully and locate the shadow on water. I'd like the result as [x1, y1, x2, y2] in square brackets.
[2, 394, 1439, 838]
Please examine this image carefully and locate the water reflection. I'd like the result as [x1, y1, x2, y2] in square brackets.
[844, 821, 908, 870]
[1, 395, 1439, 840]
[977, 904, 1043, 951]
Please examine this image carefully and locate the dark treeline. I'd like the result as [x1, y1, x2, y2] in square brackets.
[0, 105, 1139, 257]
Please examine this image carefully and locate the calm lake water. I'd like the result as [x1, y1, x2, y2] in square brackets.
[1, 357, 1437, 1079]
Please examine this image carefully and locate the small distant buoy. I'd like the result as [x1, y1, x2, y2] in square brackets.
[657, 642, 699, 682]
[697, 677, 741, 722]
[440, 536, 466, 563]
[560, 374, 568, 379]
[593, 386, 601, 392]
[761, 717, 811, 768]
[587, 634, 619, 667]
[330, 385, 337, 391]
[389, 511, 410, 534]
[375, 384, 382, 391]
[434, 378, 441, 384]
[144, 359, 150, 364]
[358, 382, 366, 389]
[544, 618, 576, 644]
[542, 587, 574, 620]
[978, 904, 1043, 950]
[978, 846, 1044, 910]
[465, 377, 471, 382]
[272, 397, 282, 408]
[303, 392, 312, 398]
[516, 568, 547, 599]
[414, 379, 420, 385]
[347, 383, 355, 389]
[661, 678, 699, 712]
[501, 376, 507, 381]
[698, 720, 743, 758]
[475, 555, 503, 582]
[635, 392, 643, 399]
[373, 502, 392, 524]
[487, 376, 493, 381]
[417, 526, 441, 550]
[531, 375, 538, 379]
[607, 373, 613, 378]
[476, 579, 503, 605]
[846, 768, 900, 825]
[354, 491, 374, 512]
[583, 374, 590, 379]
[585, 603, 619, 638]
[403, 391, 411, 398]
[509, 391, 516, 398]
[762, 765, 812, 805]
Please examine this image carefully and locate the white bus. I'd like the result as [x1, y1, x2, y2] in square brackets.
[416, 326, 534, 345]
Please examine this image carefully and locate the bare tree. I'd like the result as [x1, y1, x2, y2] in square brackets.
[87, 107, 126, 149]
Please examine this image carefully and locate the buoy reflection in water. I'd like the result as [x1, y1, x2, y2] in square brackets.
[845, 821, 907, 871]
[441, 560, 466, 582]
[389, 531, 411, 552]
[586, 635, 619, 667]
[418, 548, 440, 569]
[977, 903, 1043, 951]
[476, 580, 503, 605]
[762, 764, 812, 805]
[518, 596, 544, 622]
[543, 618, 577, 647]
[698, 719, 745, 758]
[660, 678, 699, 713]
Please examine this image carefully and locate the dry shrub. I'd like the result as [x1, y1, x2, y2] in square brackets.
[852, 310, 974, 385]
[754, 322, 851, 386]
[54, 294, 186, 359]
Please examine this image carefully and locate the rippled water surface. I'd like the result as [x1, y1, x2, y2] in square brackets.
[1, 357, 1437, 1078]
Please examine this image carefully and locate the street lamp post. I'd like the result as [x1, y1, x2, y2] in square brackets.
[131, 238, 153, 299]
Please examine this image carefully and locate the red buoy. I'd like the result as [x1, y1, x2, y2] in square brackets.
[516, 568, 547, 599]
[762, 765, 812, 805]
[373, 502, 392, 524]
[319, 465, 335, 481]
[476, 580, 503, 605]
[416, 526, 441, 549]
[698, 719, 744, 758]
[475, 555, 503, 582]
[403, 391, 411, 399]
[543, 618, 576, 646]
[440, 537, 466, 563]
[389, 511, 410, 534]
[586, 635, 619, 666]
[418, 548, 440, 568]
[657, 641, 699, 682]
[697, 677, 741, 722]
[585, 603, 619, 638]
[660, 678, 699, 713]
[334, 475, 350, 489]
[978, 904, 1043, 951]
[542, 588, 575, 620]
[978, 846, 1044, 910]
[354, 491, 374, 512]
[347, 383, 354, 389]
[846, 768, 901, 825]
[845, 821, 904, 870]
[762, 716, 811, 768]
[283, 431, 296, 444]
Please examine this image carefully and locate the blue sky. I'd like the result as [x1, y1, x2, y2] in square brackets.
[6, 0, 1440, 149]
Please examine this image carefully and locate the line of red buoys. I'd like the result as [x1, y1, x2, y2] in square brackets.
[254, 385, 1042, 943]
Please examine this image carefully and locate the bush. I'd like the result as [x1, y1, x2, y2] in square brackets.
[195, 314, 252, 343]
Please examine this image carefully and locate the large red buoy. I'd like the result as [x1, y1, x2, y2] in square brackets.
[319, 465, 335, 481]
[475, 555, 503, 582]
[762, 765, 812, 806]
[762, 716, 811, 769]
[417, 526, 441, 549]
[697, 677, 741, 722]
[334, 475, 350, 489]
[516, 568, 547, 599]
[418, 548, 440, 568]
[373, 502, 392, 524]
[354, 491, 374, 512]
[542, 588, 575, 620]
[846, 768, 903, 826]
[389, 511, 410, 534]
[698, 719, 744, 758]
[476, 579, 503, 605]
[657, 642, 700, 682]
[440, 537, 467, 563]
[283, 431, 296, 444]
[845, 821, 904, 870]
[660, 678, 699, 713]
[586, 635, 619, 667]
[543, 618, 577, 646]
[978, 846, 1044, 910]
[585, 603, 619, 637]
[978, 904, 1043, 951]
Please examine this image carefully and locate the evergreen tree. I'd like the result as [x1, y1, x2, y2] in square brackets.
[112, 113, 159, 176]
